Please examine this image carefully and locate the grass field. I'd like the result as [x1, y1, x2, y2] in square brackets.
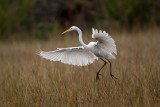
[0, 28, 160, 106]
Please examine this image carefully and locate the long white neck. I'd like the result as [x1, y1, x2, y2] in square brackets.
[75, 27, 87, 48]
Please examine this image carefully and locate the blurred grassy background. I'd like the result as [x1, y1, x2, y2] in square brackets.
[0, 0, 160, 40]
[0, 0, 160, 106]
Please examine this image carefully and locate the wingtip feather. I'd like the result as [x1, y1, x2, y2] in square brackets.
[92, 27, 95, 34]
[35, 47, 42, 55]
[99, 30, 102, 34]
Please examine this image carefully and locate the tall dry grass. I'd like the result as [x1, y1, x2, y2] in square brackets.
[0, 28, 160, 106]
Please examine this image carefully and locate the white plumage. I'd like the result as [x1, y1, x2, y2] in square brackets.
[39, 47, 98, 66]
[92, 28, 117, 55]
[38, 26, 118, 80]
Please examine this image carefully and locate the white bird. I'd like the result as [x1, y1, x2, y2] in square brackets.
[38, 26, 117, 80]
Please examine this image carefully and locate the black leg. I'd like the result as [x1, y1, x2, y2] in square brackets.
[105, 59, 118, 80]
[96, 58, 106, 80]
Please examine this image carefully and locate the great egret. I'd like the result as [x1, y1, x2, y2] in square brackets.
[38, 26, 117, 80]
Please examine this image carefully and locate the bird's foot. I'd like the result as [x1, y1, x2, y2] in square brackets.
[96, 73, 102, 80]
[110, 74, 118, 81]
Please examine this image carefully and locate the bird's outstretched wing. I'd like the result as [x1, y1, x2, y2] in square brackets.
[38, 47, 98, 66]
[92, 28, 117, 55]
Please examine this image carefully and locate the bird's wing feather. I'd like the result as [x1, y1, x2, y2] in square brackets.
[38, 47, 98, 66]
[92, 28, 117, 55]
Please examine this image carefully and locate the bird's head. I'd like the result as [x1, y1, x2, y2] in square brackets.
[62, 26, 78, 35]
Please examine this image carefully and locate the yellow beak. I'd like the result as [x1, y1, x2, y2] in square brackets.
[62, 28, 71, 35]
